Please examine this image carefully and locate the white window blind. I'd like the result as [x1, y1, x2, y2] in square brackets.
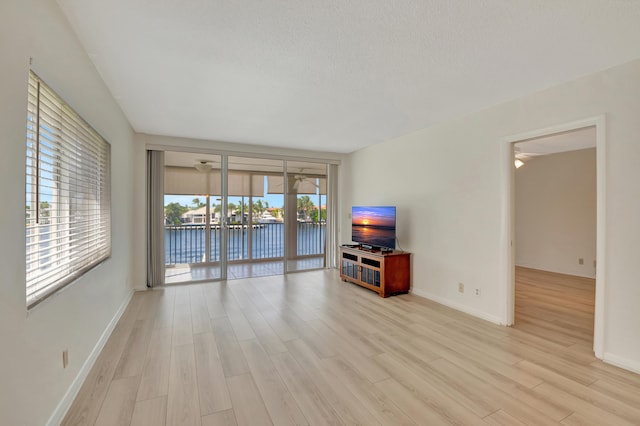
[26, 71, 111, 308]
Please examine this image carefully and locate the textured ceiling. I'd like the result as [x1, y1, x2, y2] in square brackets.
[57, 0, 640, 153]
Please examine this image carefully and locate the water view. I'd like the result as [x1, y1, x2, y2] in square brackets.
[351, 226, 395, 249]
[165, 222, 325, 265]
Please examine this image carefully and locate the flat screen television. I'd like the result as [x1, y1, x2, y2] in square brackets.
[351, 206, 396, 250]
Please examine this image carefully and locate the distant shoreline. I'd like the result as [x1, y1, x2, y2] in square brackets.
[352, 224, 395, 230]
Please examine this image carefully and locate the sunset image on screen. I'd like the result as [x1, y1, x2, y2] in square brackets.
[352, 206, 395, 229]
[352, 206, 396, 249]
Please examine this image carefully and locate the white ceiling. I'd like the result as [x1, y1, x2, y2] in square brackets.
[515, 126, 596, 161]
[57, 0, 640, 154]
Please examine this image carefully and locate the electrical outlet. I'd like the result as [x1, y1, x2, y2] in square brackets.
[475, 288, 481, 296]
[458, 282, 464, 293]
[579, 258, 584, 265]
[62, 350, 68, 368]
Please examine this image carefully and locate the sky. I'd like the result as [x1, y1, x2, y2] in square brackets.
[352, 206, 396, 228]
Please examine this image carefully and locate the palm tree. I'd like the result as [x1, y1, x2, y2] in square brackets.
[271, 207, 284, 220]
[228, 202, 243, 224]
[310, 206, 326, 222]
[297, 196, 314, 221]
[252, 199, 269, 217]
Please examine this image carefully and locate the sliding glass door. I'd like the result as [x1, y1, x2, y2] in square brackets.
[163, 153, 222, 283]
[226, 156, 285, 279]
[160, 152, 329, 284]
[285, 161, 327, 272]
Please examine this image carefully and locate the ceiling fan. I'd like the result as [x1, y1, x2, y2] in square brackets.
[513, 146, 544, 168]
[291, 170, 319, 191]
[194, 160, 213, 172]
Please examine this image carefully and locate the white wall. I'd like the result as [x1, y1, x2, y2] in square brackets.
[343, 58, 640, 371]
[515, 148, 597, 278]
[0, 1, 135, 425]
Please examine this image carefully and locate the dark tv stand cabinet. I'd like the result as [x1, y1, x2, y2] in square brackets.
[339, 245, 411, 297]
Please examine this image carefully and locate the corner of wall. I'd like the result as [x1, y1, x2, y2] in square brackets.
[410, 288, 504, 325]
[603, 353, 640, 376]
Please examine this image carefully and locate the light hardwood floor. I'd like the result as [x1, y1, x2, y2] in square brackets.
[165, 258, 325, 284]
[63, 268, 640, 425]
[515, 267, 595, 348]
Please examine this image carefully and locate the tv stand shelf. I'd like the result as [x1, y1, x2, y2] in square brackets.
[339, 245, 411, 297]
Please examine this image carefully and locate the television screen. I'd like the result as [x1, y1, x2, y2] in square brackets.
[352, 206, 396, 250]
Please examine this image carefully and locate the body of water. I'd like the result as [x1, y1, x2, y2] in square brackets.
[352, 225, 395, 249]
[165, 222, 325, 265]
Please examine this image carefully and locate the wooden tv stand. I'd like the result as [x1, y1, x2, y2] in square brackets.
[339, 245, 411, 297]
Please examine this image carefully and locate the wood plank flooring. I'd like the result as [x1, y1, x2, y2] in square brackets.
[515, 266, 595, 348]
[63, 268, 640, 425]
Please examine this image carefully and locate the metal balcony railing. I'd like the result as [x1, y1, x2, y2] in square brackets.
[164, 222, 325, 266]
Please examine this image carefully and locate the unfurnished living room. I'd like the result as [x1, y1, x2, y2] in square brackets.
[3, 1, 640, 425]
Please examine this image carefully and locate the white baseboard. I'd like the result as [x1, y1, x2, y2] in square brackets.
[410, 288, 503, 325]
[603, 352, 640, 375]
[46, 289, 135, 426]
[515, 263, 596, 279]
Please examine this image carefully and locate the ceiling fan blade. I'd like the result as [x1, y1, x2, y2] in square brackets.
[194, 161, 212, 172]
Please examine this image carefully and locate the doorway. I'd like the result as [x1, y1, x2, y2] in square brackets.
[513, 129, 596, 348]
[502, 116, 606, 358]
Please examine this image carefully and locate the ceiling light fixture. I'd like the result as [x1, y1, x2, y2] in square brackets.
[513, 146, 525, 169]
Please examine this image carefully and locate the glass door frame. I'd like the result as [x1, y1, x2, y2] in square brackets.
[162, 149, 333, 283]
[224, 156, 287, 278]
[220, 155, 229, 279]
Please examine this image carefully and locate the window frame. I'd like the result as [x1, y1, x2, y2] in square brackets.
[25, 71, 111, 309]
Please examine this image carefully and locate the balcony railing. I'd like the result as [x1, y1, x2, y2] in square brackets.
[165, 222, 325, 266]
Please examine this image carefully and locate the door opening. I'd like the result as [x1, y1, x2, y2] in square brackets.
[512, 128, 596, 350]
[502, 116, 606, 358]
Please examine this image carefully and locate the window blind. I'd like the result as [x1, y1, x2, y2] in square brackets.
[25, 71, 111, 308]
